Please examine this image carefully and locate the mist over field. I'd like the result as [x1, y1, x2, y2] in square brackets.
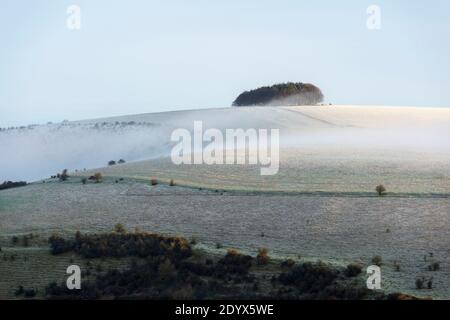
[1, 105, 449, 183]
[0, 123, 172, 182]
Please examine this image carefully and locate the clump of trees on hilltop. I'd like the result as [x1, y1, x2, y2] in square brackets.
[232, 82, 324, 107]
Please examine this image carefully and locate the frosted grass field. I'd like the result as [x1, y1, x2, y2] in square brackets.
[81, 147, 450, 194]
[1, 180, 450, 298]
[1, 105, 450, 299]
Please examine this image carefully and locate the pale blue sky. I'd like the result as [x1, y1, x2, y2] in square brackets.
[1, 0, 449, 126]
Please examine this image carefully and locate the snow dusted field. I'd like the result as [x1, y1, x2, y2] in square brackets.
[1, 105, 450, 298]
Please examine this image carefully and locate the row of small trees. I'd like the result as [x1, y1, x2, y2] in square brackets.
[0, 181, 27, 190]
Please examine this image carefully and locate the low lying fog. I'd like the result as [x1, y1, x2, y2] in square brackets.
[0, 122, 174, 182]
[1, 106, 449, 182]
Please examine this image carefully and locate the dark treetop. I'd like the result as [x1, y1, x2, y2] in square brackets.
[233, 82, 324, 107]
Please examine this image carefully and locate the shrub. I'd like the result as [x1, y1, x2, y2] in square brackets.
[11, 236, 19, 245]
[158, 259, 176, 282]
[93, 173, 103, 183]
[416, 277, 425, 289]
[59, 169, 69, 181]
[151, 179, 158, 186]
[118, 159, 126, 164]
[427, 278, 433, 289]
[215, 249, 253, 277]
[278, 262, 339, 294]
[81, 178, 87, 185]
[14, 285, 24, 296]
[256, 248, 270, 265]
[23, 235, 29, 247]
[48, 234, 74, 255]
[205, 259, 213, 265]
[24, 288, 37, 298]
[371, 255, 382, 266]
[428, 262, 440, 271]
[108, 160, 116, 166]
[113, 223, 127, 234]
[172, 285, 194, 300]
[375, 185, 386, 196]
[280, 259, 296, 268]
[345, 263, 363, 277]
[169, 179, 175, 186]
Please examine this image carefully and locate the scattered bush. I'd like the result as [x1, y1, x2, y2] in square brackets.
[48, 234, 74, 255]
[345, 263, 363, 277]
[280, 259, 296, 268]
[428, 262, 440, 271]
[59, 169, 69, 181]
[427, 278, 433, 289]
[11, 236, 19, 245]
[151, 179, 158, 186]
[24, 288, 37, 298]
[93, 173, 103, 183]
[23, 236, 29, 247]
[169, 179, 175, 186]
[14, 285, 37, 298]
[113, 223, 127, 234]
[256, 248, 270, 265]
[81, 178, 87, 185]
[14, 285, 24, 296]
[375, 185, 386, 196]
[0, 181, 27, 191]
[42, 229, 415, 300]
[371, 255, 382, 266]
[172, 285, 194, 300]
[118, 159, 126, 164]
[108, 160, 116, 166]
[278, 261, 339, 294]
[215, 249, 252, 277]
[416, 277, 425, 289]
